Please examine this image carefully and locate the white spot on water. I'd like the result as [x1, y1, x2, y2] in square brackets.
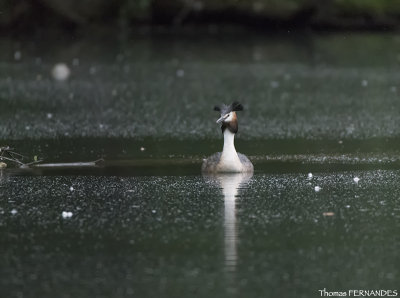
[361, 80, 368, 87]
[176, 69, 185, 77]
[52, 63, 71, 81]
[47, 113, 53, 119]
[152, 209, 156, 214]
[353, 177, 360, 183]
[307, 173, 313, 179]
[314, 186, 321, 192]
[116, 54, 124, 62]
[252, 50, 262, 61]
[270, 81, 279, 88]
[140, 147, 145, 152]
[14, 51, 21, 61]
[62, 211, 73, 218]
[10, 209, 18, 215]
[346, 124, 355, 134]
[69, 186, 74, 191]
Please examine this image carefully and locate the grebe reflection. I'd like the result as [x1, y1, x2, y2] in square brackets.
[203, 172, 253, 272]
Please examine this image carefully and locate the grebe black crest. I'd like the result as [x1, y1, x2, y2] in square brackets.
[202, 102, 254, 173]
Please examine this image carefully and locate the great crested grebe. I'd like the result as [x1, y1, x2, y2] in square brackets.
[202, 102, 254, 173]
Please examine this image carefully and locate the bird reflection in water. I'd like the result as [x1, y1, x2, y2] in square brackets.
[203, 172, 253, 274]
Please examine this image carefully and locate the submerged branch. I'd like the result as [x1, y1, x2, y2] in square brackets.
[31, 159, 104, 168]
[1, 146, 103, 169]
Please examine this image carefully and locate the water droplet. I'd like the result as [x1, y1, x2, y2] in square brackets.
[62, 211, 73, 218]
[14, 51, 21, 61]
[270, 81, 279, 88]
[52, 63, 71, 81]
[72, 58, 80, 66]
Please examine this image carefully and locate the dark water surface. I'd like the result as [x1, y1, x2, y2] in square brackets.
[1, 32, 400, 297]
[1, 170, 400, 298]
[1, 32, 400, 140]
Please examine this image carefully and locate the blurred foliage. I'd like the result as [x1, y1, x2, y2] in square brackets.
[335, 0, 400, 16]
[2, 0, 400, 30]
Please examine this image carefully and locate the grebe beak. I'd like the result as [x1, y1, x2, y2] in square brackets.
[216, 114, 228, 124]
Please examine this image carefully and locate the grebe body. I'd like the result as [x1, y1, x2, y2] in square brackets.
[202, 102, 254, 173]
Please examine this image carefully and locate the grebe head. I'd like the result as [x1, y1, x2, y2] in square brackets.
[214, 102, 243, 134]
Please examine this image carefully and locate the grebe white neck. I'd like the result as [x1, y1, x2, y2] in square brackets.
[222, 129, 236, 155]
[217, 130, 242, 172]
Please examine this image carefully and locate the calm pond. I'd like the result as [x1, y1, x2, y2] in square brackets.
[1, 32, 400, 297]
